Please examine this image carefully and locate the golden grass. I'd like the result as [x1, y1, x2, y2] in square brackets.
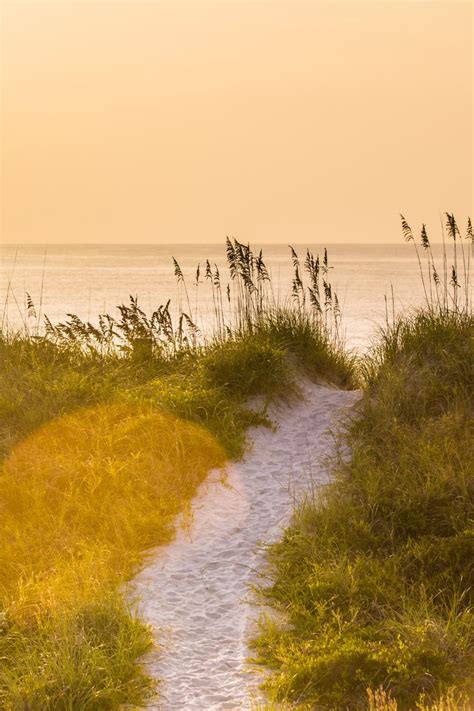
[367, 687, 471, 711]
[0, 401, 226, 707]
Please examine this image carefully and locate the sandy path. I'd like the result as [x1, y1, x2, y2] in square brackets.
[132, 383, 359, 710]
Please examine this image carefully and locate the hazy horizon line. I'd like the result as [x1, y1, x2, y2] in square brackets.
[1, 240, 450, 248]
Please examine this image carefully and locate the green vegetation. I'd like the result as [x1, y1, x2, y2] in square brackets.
[2, 216, 472, 709]
[0, 241, 354, 708]
[252, 216, 473, 709]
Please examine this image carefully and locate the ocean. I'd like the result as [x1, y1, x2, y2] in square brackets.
[0, 242, 460, 351]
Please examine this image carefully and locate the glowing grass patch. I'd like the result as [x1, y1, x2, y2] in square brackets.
[0, 402, 226, 708]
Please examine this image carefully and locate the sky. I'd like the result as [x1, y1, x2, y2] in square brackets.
[1, 0, 472, 245]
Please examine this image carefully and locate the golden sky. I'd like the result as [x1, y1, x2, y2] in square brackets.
[1, 1, 472, 244]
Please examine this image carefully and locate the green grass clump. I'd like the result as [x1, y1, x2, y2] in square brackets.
[236, 308, 355, 388]
[1, 590, 152, 710]
[200, 335, 288, 398]
[253, 309, 474, 709]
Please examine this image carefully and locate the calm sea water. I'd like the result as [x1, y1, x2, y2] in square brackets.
[0, 243, 461, 350]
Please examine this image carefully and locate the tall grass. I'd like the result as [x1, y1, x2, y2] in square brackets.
[252, 217, 473, 710]
[400, 213, 472, 315]
[0, 241, 354, 708]
[18, 238, 343, 355]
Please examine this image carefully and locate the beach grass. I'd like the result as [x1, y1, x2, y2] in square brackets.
[252, 216, 473, 709]
[0, 242, 355, 708]
[2, 218, 471, 709]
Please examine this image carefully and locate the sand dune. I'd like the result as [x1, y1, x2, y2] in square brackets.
[132, 383, 359, 710]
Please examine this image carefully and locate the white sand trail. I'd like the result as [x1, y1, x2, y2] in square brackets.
[132, 383, 359, 710]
